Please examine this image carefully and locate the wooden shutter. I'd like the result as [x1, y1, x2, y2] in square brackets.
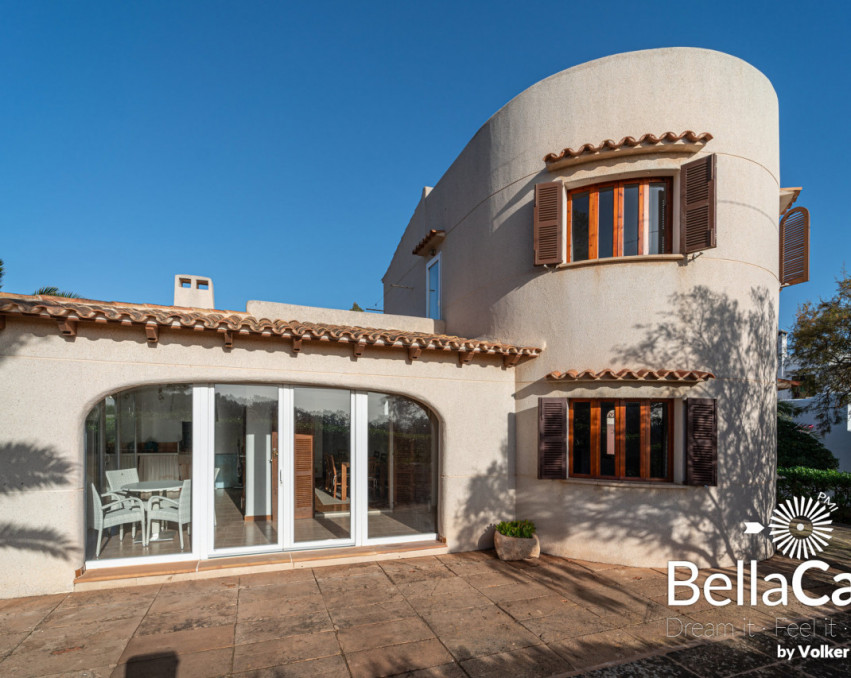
[534, 182, 565, 265]
[685, 398, 717, 486]
[779, 206, 810, 286]
[294, 434, 314, 519]
[538, 397, 567, 479]
[680, 155, 716, 255]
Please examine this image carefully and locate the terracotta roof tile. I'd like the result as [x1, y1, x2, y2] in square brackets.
[412, 229, 446, 256]
[547, 368, 714, 383]
[544, 131, 713, 169]
[0, 293, 540, 364]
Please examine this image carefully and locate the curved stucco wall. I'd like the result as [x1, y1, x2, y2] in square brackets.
[0, 319, 516, 598]
[384, 48, 780, 567]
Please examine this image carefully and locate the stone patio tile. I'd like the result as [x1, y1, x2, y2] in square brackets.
[436, 553, 503, 577]
[235, 610, 333, 644]
[566, 559, 622, 572]
[112, 647, 233, 678]
[39, 597, 150, 630]
[395, 662, 467, 678]
[405, 589, 494, 615]
[684, 606, 776, 635]
[650, 591, 716, 613]
[149, 588, 239, 616]
[0, 617, 140, 678]
[60, 585, 160, 609]
[379, 557, 455, 585]
[240, 569, 316, 588]
[498, 593, 581, 620]
[313, 562, 384, 580]
[328, 597, 417, 630]
[0, 632, 28, 661]
[396, 574, 478, 599]
[548, 628, 655, 671]
[136, 600, 238, 636]
[464, 569, 527, 590]
[231, 653, 350, 677]
[41, 667, 114, 678]
[119, 624, 235, 663]
[519, 607, 614, 644]
[460, 643, 574, 677]
[0, 594, 67, 634]
[621, 616, 701, 649]
[665, 637, 775, 677]
[345, 638, 454, 678]
[577, 654, 701, 677]
[422, 604, 543, 661]
[561, 582, 667, 622]
[239, 579, 320, 605]
[237, 592, 326, 623]
[338, 616, 434, 653]
[231, 630, 340, 673]
[322, 585, 404, 609]
[316, 571, 392, 595]
[477, 580, 553, 604]
[159, 577, 240, 594]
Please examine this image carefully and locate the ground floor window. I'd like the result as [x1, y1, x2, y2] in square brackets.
[84, 384, 438, 563]
[569, 399, 673, 481]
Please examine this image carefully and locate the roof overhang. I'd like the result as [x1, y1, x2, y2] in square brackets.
[547, 368, 715, 384]
[780, 187, 802, 217]
[412, 230, 446, 256]
[544, 131, 713, 172]
[0, 293, 541, 367]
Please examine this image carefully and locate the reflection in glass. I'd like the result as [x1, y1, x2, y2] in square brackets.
[623, 184, 639, 256]
[598, 188, 614, 259]
[367, 394, 437, 539]
[84, 385, 193, 560]
[650, 402, 669, 478]
[624, 402, 641, 477]
[572, 193, 590, 262]
[213, 385, 278, 550]
[599, 402, 616, 476]
[294, 388, 351, 543]
[572, 402, 591, 474]
[648, 183, 667, 254]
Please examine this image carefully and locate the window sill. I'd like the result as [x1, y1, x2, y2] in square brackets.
[554, 253, 683, 271]
[556, 477, 690, 489]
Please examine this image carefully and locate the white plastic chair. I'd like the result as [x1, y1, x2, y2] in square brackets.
[105, 468, 140, 496]
[90, 483, 147, 557]
[147, 479, 192, 550]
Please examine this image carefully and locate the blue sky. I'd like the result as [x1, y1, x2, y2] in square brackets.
[1, 1, 848, 330]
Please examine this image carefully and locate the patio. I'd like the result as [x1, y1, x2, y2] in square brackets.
[1, 530, 850, 678]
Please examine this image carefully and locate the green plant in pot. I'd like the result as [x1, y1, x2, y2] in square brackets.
[494, 520, 540, 561]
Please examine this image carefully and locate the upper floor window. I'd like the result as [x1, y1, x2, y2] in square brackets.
[568, 178, 672, 262]
[427, 255, 440, 320]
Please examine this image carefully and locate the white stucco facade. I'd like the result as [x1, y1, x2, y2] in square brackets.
[0, 47, 789, 598]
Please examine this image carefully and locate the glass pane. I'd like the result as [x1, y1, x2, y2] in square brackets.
[597, 188, 614, 259]
[624, 402, 641, 477]
[572, 402, 591, 474]
[599, 402, 616, 476]
[367, 393, 437, 539]
[650, 402, 669, 478]
[623, 184, 639, 256]
[85, 385, 193, 561]
[428, 259, 440, 319]
[294, 387, 352, 543]
[571, 192, 590, 262]
[214, 385, 278, 550]
[648, 183, 667, 254]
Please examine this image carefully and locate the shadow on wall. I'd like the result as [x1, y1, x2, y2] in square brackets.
[512, 286, 777, 565]
[0, 442, 79, 560]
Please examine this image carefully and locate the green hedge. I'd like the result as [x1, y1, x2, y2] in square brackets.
[777, 467, 851, 523]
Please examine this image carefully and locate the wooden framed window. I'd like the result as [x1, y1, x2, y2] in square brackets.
[566, 178, 673, 262]
[569, 399, 674, 482]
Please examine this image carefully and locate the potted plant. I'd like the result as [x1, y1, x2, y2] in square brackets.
[493, 520, 540, 561]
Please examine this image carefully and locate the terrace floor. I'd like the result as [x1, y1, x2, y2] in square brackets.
[1, 528, 850, 678]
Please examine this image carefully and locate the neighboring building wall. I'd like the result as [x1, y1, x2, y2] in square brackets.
[0, 316, 516, 598]
[384, 48, 780, 567]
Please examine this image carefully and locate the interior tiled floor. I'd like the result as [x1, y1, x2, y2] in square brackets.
[10, 527, 851, 677]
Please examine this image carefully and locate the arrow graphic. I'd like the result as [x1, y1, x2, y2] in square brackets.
[744, 522, 765, 534]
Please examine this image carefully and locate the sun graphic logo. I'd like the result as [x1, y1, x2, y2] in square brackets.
[768, 496, 834, 560]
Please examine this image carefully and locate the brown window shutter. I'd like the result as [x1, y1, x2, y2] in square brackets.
[685, 398, 717, 486]
[680, 155, 717, 255]
[538, 397, 567, 479]
[534, 182, 565, 265]
[779, 206, 810, 286]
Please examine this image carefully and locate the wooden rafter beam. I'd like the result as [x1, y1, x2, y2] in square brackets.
[57, 319, 77, 337]
[145, 324, 159, 344]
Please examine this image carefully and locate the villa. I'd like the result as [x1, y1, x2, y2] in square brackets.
[0, 47, 809, 598]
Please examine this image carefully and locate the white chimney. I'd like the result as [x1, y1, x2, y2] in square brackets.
[174, 274, 215, 309]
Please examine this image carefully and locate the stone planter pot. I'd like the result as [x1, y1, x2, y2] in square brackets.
[494, 530, 540, 561]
